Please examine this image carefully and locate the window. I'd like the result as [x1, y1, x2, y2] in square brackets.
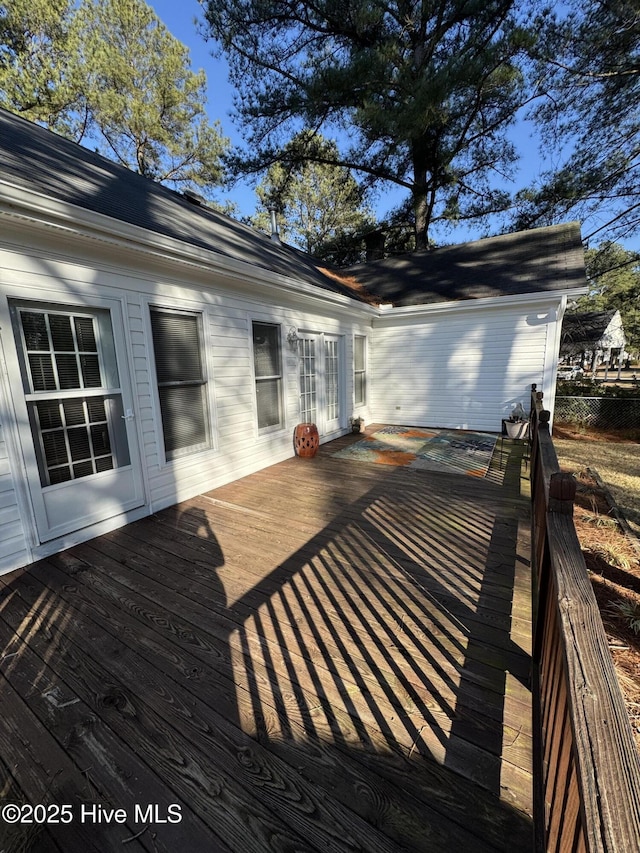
[325, 338, 339, 421]
[354, 335, 366, 405]
[12, 304, 130, 487]
[298, 337, 317, 423]
[252, 322, 283, 430]
[150, 308, 209, 458]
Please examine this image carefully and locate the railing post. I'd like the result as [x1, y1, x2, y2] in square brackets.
[548, 472, 576, 515]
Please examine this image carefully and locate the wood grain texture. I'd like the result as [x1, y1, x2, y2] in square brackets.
[531, 389, 640, 853]
[0, 428, 534, 852]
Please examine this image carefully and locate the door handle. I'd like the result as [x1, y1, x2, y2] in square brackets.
[121, 409, 135, 421]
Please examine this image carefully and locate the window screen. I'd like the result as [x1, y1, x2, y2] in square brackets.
[150, 309, 209, 458]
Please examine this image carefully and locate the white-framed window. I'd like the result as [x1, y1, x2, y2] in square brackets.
[150, 307, 210, 459]
[11, 302, 130, 486]
[298, 336, 317, 423]
[354, 335, 367, 406]
[325, 337, 339, 421]
[252, 321, 283, 430]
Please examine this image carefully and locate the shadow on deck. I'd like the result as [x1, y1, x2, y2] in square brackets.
[0, 428, 534, 852]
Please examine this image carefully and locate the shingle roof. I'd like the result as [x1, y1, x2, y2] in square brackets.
[0, 109, 363, 301]
[338, 223, 587, 306]
[561, 310, 620, 349]
[0, 109, 586, 307]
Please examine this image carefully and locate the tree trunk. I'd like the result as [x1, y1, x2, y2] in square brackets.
[412, 143, 433, 251]
[414, 191, 429, 251]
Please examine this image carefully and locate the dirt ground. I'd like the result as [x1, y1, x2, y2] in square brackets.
[552, 424, 640, 753]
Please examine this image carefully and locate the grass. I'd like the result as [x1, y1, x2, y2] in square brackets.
[553, 428, 640, 538]
[607, 600, 640, 635]
[552, 424, 640, 752]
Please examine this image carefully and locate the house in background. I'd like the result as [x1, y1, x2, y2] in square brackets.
[560, 309, 627, 376]
[0, 109, 587, 573]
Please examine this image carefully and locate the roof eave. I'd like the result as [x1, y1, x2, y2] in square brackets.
[0, 179, 377, 316]
[374, 285, 589, 321]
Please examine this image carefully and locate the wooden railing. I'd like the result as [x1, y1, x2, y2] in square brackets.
[530, 384, 640, 852]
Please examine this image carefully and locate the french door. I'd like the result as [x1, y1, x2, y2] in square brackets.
[8, 298, 145, 543]
[298, 333, 342, 435]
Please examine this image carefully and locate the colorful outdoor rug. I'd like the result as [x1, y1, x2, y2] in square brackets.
[332, 426, 497, 478]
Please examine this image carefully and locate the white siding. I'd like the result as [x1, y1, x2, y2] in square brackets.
[0, 215, 568, 574]
[138, 295, 359, 513]
[0, 422, 29, 571]
[371, 302, 559, 433]
[0, 226, 368, 572]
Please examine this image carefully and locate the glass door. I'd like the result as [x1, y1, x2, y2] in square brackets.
[9, 300, 145, 543]
[324, 336, 341, 433]
[298, 335, 317, 424]
[298, 332, 342, 435]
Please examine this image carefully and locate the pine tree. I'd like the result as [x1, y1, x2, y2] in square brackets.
[0, 0, 228, 197]
[201, 0, 529, 250]
[252, 132, 373, 259]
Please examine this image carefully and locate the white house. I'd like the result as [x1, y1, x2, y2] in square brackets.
[560, 309, 627, 373]
[0, 110, 587, 573]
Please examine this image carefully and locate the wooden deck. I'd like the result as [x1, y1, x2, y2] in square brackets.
[0, 428, 534, 852]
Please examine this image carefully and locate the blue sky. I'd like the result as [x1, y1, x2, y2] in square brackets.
[145, 0, 552, 244]
[147, 0, 262, 218]
[148, 0, 433, 226]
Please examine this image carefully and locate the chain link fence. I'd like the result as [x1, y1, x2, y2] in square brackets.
[555, 396, 640, 431]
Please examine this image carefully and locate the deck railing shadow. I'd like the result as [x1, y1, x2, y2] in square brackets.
[0, 438, 534, 851]
[529, 384, 640, 852]
[205, 449, 534, 846]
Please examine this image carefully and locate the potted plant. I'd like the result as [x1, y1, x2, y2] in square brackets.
[350, 416, 364, 434]
[505, 403, 529, 439]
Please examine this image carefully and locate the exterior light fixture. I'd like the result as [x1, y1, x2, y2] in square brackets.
[287, 327, 299, 350]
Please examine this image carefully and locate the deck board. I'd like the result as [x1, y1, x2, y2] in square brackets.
[0, 429, 534, 851]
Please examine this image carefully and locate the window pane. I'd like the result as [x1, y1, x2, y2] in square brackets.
[67, 427, 91, 462]
[158, 385, 207, 454]
[49, 466, 71, 485]
[256, 378, 281, 429]
[49, 315, 74, 351]
[21, 312, 48, 350]
[325, 339, 339, 421]
[56, 354, 80, 389]
[36, 401, 62, 430]
[150, 309, 209, 458]
[73, 461, 94, 479]
[253, 323, 280, 377]
[354, 336, 366, 405]
[87, 398, 107, 421]
[13, 302, 129, 487]
[63, 399, 86, 426]
[90, 424, 111, 456]
[80, 354, 101, 387]
[96, 456, 114, 472]
[151, 311, 203, 383]
[299, 338, 317, 423]
[74, 316, 97, 352]
[252, 323, 282, 429]
[21, 310, 104, 393]
[29, 354, 56, 391]
[42, 431, 69, 467]
[31, 394, 118, 486]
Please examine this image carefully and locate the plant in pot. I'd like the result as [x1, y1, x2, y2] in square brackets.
[350, 416, 364, 434]
[505, 402, 528, 438]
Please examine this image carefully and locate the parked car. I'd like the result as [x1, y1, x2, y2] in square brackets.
[557, 366, 583, 380]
